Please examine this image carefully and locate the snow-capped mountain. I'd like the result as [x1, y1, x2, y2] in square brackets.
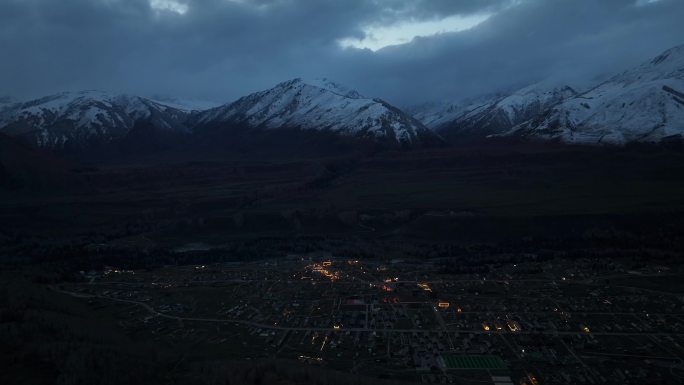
[408, 92, 506, 130]
[410, 83, 578, 140]
[0, 80, 442, 150]
[6, 42, 683, 152]
[0, 91, 190, 148]
[463, 83, 578, 134]
[194, 78, 441, 146]
[511, 45, 684, 144]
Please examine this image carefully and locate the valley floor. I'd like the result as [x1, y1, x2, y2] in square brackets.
[2, 142, 684, 385]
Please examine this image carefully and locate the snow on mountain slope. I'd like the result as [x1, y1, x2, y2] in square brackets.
[0, 91, 190, 148]
[149, 97, 222, 112]
[494, 83, 578, 122]
[195, 78, 441, 146]
[410, 82, 577, 140]
[511, 44, 684, 144]
[302, 78, 364, 99]
[408, 92, 503, 130]
[456, 83, 578, 137]
[407, 101, 463, 129]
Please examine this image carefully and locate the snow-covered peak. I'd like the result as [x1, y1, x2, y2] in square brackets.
[0, 90, 190, 148]
[650, 43, 684, 64]
[7, 90, 158, 119]
[266, 78, 365, 100]
[604, 43, 684, 86]
[300, 78, 364, 99]
[196, 78, 440, 146]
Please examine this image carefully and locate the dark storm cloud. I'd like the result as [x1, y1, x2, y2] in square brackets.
[356, 0, 684, 104]
[0, 0, 682, 105]
[375, 0, 514, 19]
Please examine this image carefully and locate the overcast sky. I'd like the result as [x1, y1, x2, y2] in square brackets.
[1, 0, 683, 105]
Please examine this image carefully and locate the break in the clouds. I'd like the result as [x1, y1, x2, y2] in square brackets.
[0, 0, 682, 105]
[149, 0, 189, 14]
[338, 13, 492, 51]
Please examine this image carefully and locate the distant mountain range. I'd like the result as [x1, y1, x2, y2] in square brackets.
[0, 91, 189, 148]
[0, 79, 440, 150]
[1, 44, 683, 150]
[410, 44, 684, 145]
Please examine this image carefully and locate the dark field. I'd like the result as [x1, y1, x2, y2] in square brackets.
[2, 142, 684, 249]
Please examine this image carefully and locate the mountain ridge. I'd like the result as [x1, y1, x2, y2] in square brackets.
[2, 44, 684, 150]
[0, 90, 190, 148]
[193, 78, 441, 147]
[508, 44, 684, 144]
[0, 79, 443, 150]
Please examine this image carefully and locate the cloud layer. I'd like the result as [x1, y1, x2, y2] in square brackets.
[1, 0, 682, 105]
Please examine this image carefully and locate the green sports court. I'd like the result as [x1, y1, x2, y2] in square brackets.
[442, 355, 507, 369]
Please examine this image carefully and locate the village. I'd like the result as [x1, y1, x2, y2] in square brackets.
[58, 255, 684, 385]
